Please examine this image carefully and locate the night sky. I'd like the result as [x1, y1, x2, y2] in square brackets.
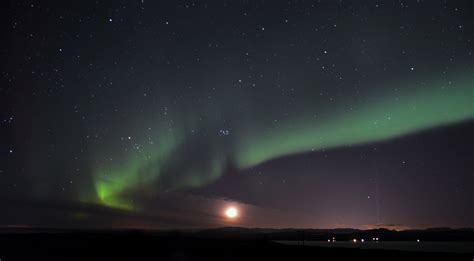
[1, 0, 473, 230]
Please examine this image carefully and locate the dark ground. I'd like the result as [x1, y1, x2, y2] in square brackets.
[1, 231, 474, 261]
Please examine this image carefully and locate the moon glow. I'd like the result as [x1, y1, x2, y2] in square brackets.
[225, 207, 238, 219]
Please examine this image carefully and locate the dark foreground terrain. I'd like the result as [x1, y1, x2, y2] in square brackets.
[1, 229, 474, 261]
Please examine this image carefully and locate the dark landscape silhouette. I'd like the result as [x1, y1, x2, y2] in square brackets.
[1, 227, 474, 260]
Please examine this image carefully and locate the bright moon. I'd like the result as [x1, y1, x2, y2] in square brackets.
[225, 207, 238, 219]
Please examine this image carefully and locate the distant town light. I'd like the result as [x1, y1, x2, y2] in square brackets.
[352, 239, 357, 243]
[417, 239, 420, 243]
[361, 239, 365, 243]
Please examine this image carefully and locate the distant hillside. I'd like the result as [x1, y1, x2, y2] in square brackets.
[186, 227, 474, 241]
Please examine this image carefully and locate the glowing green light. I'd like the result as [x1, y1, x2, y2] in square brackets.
[84, 74, 473, 210]
[235, 78, 473, 168]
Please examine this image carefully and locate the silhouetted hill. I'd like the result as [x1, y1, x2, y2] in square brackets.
[1, 228, 474, 261]
[190, 227, 474, 241]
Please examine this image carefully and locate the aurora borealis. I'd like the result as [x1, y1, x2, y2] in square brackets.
[90, 74, 473, 211]
[2, 0, 474, 229]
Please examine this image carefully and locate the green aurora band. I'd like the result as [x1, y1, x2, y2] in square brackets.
[234, 78, 473, 168]
[86, 75, 473, 210]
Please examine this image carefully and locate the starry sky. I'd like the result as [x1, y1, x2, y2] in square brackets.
[1, 0, 473, 230]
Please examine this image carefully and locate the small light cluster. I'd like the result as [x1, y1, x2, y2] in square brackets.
[218, 129, 230, 136]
